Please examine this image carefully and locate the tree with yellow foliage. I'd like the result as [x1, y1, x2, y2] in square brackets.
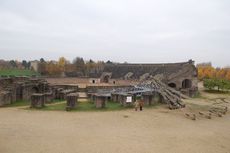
[225, 70, 230, 80]
[197, 66, 216, 80]
[58, 57, 68, 72]
[197, 63, 230, 81]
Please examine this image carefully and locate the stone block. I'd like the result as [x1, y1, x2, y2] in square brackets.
[66, 93, 78, 111]
[31, 94, 45, 108]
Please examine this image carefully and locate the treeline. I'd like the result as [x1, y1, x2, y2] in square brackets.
[38, 57, 107, 77]
[198, 63, 230, 91]
[197, 63, 230, 81]
[0, 59, 31, 69]
[0, 57, 114, 77]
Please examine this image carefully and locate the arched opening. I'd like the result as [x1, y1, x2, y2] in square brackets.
[100, 72, 112, 83]
[103, 75, 110, 83]
[92, 80, 95, 84]
[31, 87, 39, 94]
[168, 83, 176, 88]
[182, 79, 192, 89]
[16, 86, 23, 101]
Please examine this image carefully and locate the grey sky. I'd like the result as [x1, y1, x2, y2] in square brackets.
[0, 0, 229, 67]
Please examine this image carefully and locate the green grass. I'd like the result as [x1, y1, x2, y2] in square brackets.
[204, 89, 230, 94]
[3, 100, 30, 107]
[0, 69, 40, 77]
[36, 101, 162, 112]
[2, 99, 65, 108]
[42, 101, 130, 111]
[3, 99, 162, 112]
[51, 99, 65, 103]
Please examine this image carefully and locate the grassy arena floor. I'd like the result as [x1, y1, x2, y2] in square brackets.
[2, 98, 161, 111]
[42, 101, 132, 111]
[2, 100, 30, 107]
[37, 101, 162, 112]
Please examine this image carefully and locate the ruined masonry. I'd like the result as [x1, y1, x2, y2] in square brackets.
[0, 77, 50, 106]
[99, 60, 198, 97]
[0, 60, 198, 109]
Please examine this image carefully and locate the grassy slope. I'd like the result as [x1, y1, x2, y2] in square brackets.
[0, 69, 40, 76]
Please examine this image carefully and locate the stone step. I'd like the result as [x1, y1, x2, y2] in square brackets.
[77, 92, 88, 98]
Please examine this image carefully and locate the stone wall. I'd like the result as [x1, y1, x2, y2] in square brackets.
[0, 77, 52, 106]
[0, 91, 12, 106]
[91, 60, 198, 97]
[94, 60, 196, 80]
[86, 85, 132, 93]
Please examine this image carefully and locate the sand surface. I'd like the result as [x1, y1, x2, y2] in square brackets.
[1, 106, 230, 153]
[1, 82, 230, 153]
[45, 77, 138, 88]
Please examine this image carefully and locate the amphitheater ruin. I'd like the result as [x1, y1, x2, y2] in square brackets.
[0, 60, 198, 109]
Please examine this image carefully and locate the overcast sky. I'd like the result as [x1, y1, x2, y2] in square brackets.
[0, 0, 229, 67]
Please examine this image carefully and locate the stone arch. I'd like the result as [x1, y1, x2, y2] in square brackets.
[168, 82, 176, 88]
[103, 75, 110, 83]
[100, 72, 112, 83]
[16, 85, 23, 101]
[182, 79, 192, 89]
[31, 86, 39, 93]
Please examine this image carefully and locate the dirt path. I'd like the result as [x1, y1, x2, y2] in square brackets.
[1, 82, 230, 153]
[1, 106, 230, 153]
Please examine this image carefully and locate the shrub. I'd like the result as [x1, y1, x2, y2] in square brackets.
[203, 79, 230, 91]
